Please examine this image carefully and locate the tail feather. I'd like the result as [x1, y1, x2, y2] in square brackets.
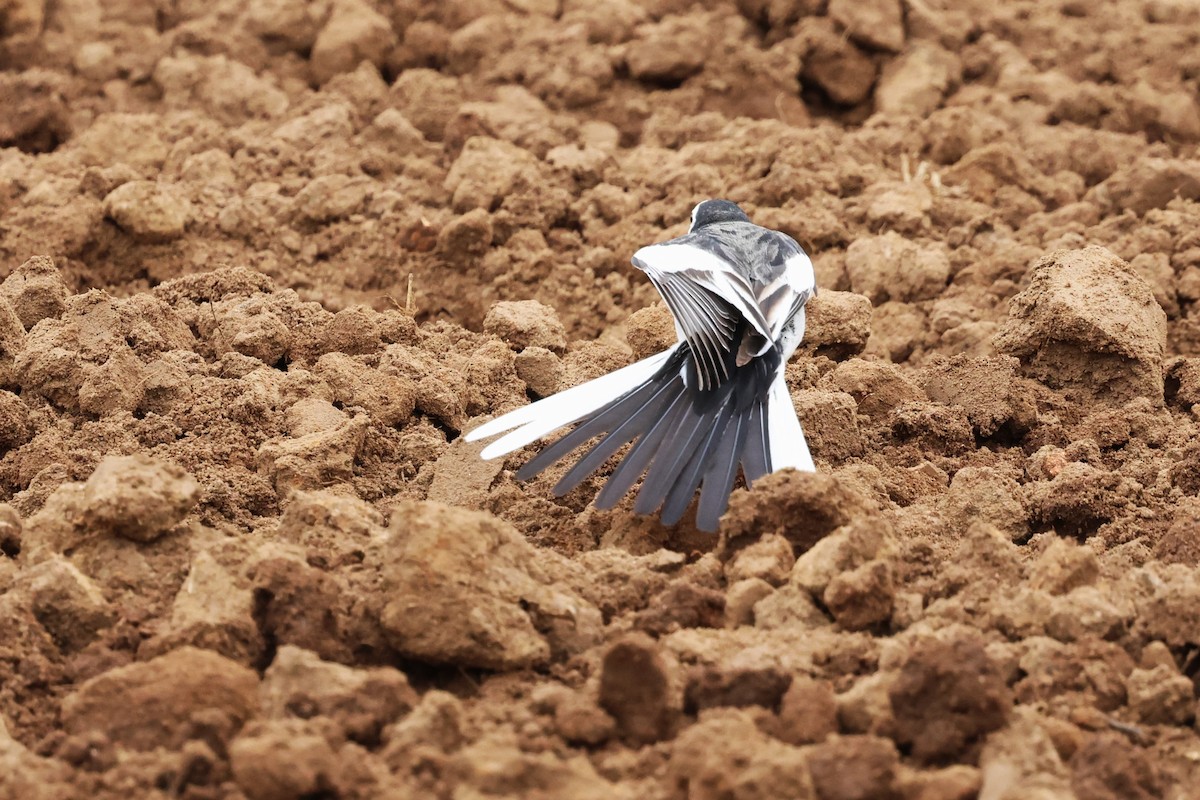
[469, 348, 676, 458]
[632, 396, 717, 516]
[739, 401, 771, 485]
[516, 368, 669, 481]
[660, 402, 736, 526]
[465, 335, 813, 532]
[550, 374, 681, 495]
[767, 376, 814, 472]
[695, 409, 748, 531]
[593, 389, 691, 509]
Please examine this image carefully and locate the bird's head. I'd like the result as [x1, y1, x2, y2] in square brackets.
[689, 199, 750, 232]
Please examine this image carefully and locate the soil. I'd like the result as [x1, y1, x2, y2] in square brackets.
[3, 0, 1200, 798]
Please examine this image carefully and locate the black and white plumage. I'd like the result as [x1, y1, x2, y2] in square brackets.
[465, 199, 817, 532]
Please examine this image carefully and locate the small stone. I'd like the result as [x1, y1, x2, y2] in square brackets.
[0, 504, 19, 558]
[792, 517, 897, 596]
[625, 303, 676, 360]
[103, 180, 192, 243]
[994, 246, 1167, 405]
[802, 23, 877, 106]
[669, 710, 816, 799]
[938, 468, 1027, 540]
[426, 438, 505, 510]
[146, 550, 262, 666]
[920, 355, 1037, 439]
[889, 632, 1011, 763]
[292, 174, 371, 222]
[753, 582, 831, 629]
[683, 665, 792, 714]
[78, 346, 146, 416]
[444, 136, 543, 212]
[977, 708, 1072, 799]
[436, 208, 493, 267]
[505, 0, 558, 14]
[245, 0, 325, 51]
[381, 691, 465, 768]
[626, 16, 709, 83]
[867, 300, 927, 362]
[312, 352, 416, 426]
[74, 41, 119, 82]
[0, 71, 70, 154]
[1091, 157, 1200, 215]
[865, 180, 933, 232]
[896, 766, 981, 800]
[1139, 641, 1175, 670]
[448, 738, 619, 797]
[723, 471, 881, 553]
[0, 390, 31, 449]
[256, 401, 369, 494]
[598, 633, 679, 745]
[0, 297, 24, 385]
[1029, 538, 1100, 596]
[824, 559, 895, 631]
[82, 455, 199, 542]
[553, 693, 616, 746]
[791, 390, 866, 462]
[390, 69, 465, 142]
[1045, 586, 1129, 642]
[837, 672, 896, 736]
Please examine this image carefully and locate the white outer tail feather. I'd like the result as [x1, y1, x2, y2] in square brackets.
[767, 375, 815, 472]
[466, 346, 678, 460]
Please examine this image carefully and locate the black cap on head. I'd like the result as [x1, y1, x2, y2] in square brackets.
[689, 199, 750, 231]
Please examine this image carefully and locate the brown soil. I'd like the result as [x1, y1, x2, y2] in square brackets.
[3, 0, 1200, 798]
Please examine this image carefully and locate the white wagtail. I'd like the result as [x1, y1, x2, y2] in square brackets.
[466, 199, 816, 532]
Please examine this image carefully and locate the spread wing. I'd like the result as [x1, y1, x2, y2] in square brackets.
[632, 242, 773, 391]
[631, 230, 815, 389]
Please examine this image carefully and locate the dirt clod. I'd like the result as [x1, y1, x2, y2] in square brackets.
[599, 633, 679, 745]
[483, 299, 568, 353]
[82, 455, 199, 543]
[994, 247, 1168, 407]
[889, 632, 1012, 764]
[0, 255, 68, 329]
[378, 500, 601, 670]
[61, 647, 259, 752]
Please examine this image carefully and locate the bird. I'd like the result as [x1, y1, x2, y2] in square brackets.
[465, 199, 816, 532]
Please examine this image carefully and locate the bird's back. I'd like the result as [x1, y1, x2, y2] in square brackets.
[664, 221, 806, 287]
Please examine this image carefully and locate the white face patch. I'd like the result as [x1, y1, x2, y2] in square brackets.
[689, 202, 703, 233]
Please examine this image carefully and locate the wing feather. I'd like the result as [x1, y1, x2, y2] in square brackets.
[633, 243, 773, 342]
